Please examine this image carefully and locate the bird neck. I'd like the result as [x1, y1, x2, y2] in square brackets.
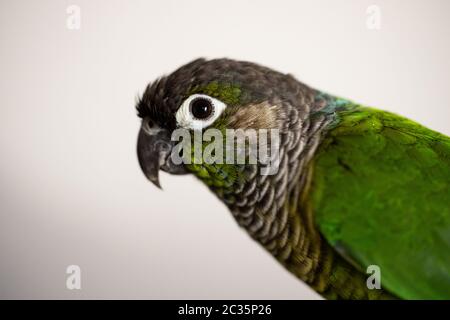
[202, 91, 395, 299]
[218, 90, 340, 257]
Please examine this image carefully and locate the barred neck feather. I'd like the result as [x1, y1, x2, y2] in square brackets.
[201, 91, 392, 299]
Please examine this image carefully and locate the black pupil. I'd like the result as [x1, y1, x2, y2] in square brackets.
[190, 98, 213, 119]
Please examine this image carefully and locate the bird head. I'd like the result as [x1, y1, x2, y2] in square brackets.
[136, 58, 317, 197]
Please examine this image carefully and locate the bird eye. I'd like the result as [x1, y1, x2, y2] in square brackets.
[190, 97, 213, 120]
[176, 94, 227, 130]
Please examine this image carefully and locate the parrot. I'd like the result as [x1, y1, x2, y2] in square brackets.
[135, 58, 450, 300]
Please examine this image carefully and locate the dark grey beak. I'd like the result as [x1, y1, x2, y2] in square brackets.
[137, 119, 187, 189]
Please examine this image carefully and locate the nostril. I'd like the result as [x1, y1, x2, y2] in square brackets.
[142, 117, 162, 136]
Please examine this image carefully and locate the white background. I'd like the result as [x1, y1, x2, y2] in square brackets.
[0, 0, 449, 299]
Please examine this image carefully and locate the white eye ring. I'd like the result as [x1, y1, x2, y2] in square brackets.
[175, 94, 227, 130]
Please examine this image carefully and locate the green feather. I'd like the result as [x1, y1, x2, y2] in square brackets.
[188, 81, 242, 106]
[310, 103, 450, 299]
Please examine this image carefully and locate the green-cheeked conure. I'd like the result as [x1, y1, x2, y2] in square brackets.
[136, 58, 450, 300]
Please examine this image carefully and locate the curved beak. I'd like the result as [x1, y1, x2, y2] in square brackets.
[137, 120, 188, 189]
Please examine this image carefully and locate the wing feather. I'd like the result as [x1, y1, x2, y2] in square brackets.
[311, 106, 450, 299]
